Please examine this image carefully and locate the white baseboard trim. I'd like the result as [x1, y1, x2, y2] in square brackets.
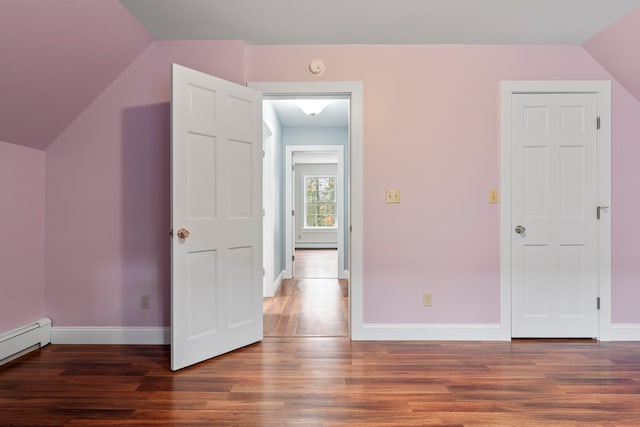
[0, 318, 51, 365]
[600, 323, 640, 341]
[352, 322, 504, 341]
[274, 270, 284, 294]
[51, 326, 170, 345]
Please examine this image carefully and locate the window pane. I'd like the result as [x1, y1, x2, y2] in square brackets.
[304, 176, 336, 228]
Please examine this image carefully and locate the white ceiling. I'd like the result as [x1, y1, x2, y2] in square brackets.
[267, 99, 349, 128]
[120, 0, 640, 45]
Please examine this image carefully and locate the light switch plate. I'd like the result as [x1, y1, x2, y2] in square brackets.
[386, 189, 400, 204]
[423, 292, 433, 307]
[488, 189, 499, 204]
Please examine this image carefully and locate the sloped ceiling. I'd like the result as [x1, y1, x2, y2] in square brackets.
[583, 6, 640, 102]
[0, 0, 153, 150]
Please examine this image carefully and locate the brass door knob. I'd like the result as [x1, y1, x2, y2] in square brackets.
[176, 228, 190, 239]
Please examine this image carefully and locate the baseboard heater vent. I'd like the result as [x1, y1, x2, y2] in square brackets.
[0, 318, 51, 366]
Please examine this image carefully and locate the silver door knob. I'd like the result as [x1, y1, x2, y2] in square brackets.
[514, 225, 526, 234]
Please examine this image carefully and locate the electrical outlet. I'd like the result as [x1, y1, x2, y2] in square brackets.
[141, 294, 151, 310]
[423, 292, 433, 307]
[386, 189, 400, 204]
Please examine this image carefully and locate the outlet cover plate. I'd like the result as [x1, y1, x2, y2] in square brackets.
[423, 292, 433, 307]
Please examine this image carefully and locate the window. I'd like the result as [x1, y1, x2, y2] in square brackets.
[304, 175, 337, 228]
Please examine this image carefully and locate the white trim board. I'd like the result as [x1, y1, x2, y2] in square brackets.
[604, 324, 640, 341]
[500, 80, 615, 340]
[358, 323, 502, 341]
[285, 145, 345, 279]
[249, 81, 363, 340]
[52, 327, 170, 344]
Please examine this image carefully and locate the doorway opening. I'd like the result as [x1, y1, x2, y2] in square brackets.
[261, 96, 349, 337]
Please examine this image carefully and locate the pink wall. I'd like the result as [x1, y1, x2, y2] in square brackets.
[584, 7, 640, 103]
[45, 41, 245, 327]
[245, 44, 640, 324]
[609, 85, 640, 323]
[0, 142, 45, 332]
[0, 0, 153, 150]
[41, 40, 640, 328]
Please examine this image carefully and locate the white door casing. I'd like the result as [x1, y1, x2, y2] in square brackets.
[500, 81, 611, 340]
[171, 64, 263, 371]
[249, 80, 363, 338]
[285, 145, 344, 279]
[263, 122, 276, 297]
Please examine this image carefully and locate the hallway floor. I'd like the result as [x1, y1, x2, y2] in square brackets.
[263, 249, 348, 337]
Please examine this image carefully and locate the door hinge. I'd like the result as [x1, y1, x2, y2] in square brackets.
[262, 150, 265, 158]
[597, 297, 601, 310]
[597, 205, 609, 220]
[262, 209, 265, 217]
[262, 268, 265, 276]
[597, 117, 601, 130]
[169, 229, 173, 237]
[292, 255, 295, 261]
[292, 210, 295, 216]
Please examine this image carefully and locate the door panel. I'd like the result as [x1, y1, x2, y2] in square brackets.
[512, 93, 598, 338]
[171, 64, 262, 371]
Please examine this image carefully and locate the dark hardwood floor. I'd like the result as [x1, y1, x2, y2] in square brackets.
[2, 339, 640, 426]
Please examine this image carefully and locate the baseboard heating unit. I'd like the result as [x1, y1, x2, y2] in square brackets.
[0, 318, 51, 366]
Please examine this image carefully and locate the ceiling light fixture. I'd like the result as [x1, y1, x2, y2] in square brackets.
[296, 99, 330, 116]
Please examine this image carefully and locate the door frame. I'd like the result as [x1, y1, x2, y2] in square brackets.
[249, 81, 363, 339]
[263, 121, 276, 296]
[499, 80, 611, 340]
[285, 145, 345, 279]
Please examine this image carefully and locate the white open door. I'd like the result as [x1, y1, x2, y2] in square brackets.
[171, 64, 263, 371]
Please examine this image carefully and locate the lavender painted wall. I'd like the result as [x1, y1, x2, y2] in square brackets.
[245, 44, 640, 324]
[0, 0, 153, 150]
[0, 142, 45, 332]
[45, 41, 245, 327]
[40, 40, 640, 329]
[584, 7, 640, 103]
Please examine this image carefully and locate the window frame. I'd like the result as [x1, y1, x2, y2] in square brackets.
[302, 174, 338, 230]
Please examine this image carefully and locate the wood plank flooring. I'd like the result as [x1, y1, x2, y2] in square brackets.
[294, 249, 338, 279]
[2, 339, 640, 426]
[263, 278, 348, 336]
[264, 249, 347, 337]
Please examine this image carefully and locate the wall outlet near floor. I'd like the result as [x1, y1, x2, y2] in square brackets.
[423, 292, 433, 307]
[140, 294, 151, 309]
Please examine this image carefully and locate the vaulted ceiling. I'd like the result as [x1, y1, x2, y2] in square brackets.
[1, 0, 639, 150]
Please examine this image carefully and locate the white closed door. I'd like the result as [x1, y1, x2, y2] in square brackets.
[171, 64, 263, 371]
[511, 92, 598, 338]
